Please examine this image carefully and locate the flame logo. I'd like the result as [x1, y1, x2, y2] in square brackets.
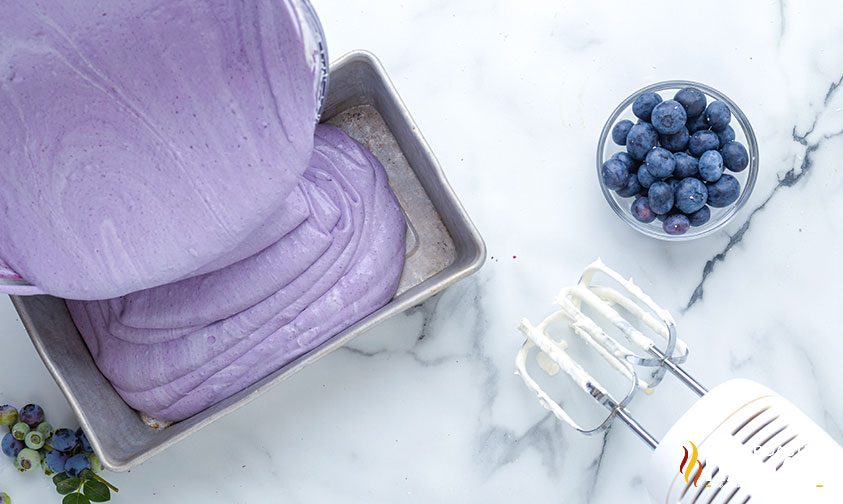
[679, 441, 705, 486]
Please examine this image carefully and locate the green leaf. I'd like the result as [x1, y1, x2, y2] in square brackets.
[62, 493, 90, 504]
[83, 480, 111, 503]
[79, 468, 95, 481]
[53, 472, 71, 486]
[56, 477, 82, 495]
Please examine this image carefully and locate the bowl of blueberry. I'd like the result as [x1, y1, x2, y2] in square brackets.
[597, 80, 758, 240]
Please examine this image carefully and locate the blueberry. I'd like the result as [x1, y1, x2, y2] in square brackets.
[720, 141, 749, 172]
[656, 211, 673, 222]
[601, 158, 629, 191]
[659, 127, 689, 153]
[77, 428, 92, 453]
[667, 178, 681, 191]
[674, 87, 707, 117]
[704, 100, 731, 132]
[673, 152, 699, 178]
[625, 122, 659, 160]
[688, 130, 720, 157]
[611, 151, 637, 171]
[688, 206, 711, 227]
[15, 447, 41, 473]
[612, 119, 634, 146]
[686, 113, 708, 134]
[651, 100, 687, 135]
[24, 430, 44, 450]
[616, 173, 642, 197]
[50, 428, 78, 453]
[632, 91, 663, 121]
[45, 450, 69, 474]
[2, 432, 24, 458]
[0, 405, 18, 428]
[663, 214, 691, 235]
[18, 404, 44, 428]
[699, 150, 724, 182]
[11, 422, 29, 441]
[716, 125, 736, 146]
[644, 147, 676, 178]
[674, 177, 708, 214]
[0, 492, 9, 504]
[631, 195, 656, 223]
[65, 453, 91, 477]
[637, 165, 658, 189]
[36, 421, 53, 439]
[707, 174, 741, 207]
[648, 181, 675, 215]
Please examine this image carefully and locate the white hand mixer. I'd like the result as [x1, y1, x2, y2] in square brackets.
[516, 260, 843, 503]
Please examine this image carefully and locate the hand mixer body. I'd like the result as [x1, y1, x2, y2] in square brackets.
[649, 379, 843, 503]
[515, 260, 843, 504]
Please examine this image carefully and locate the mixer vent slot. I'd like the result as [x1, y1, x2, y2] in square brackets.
[721, 486, 740, 503]
[762, 434, 797, 463]
[775, 443, 808, 471]
[741, 415, 779, 445]
[731, 406, 770, 436]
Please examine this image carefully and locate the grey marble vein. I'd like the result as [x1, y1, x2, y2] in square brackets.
[684, 75, 843, 311]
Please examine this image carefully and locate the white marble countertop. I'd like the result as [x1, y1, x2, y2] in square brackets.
[3, 0, 843, 502]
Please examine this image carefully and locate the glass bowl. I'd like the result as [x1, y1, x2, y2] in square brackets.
[596, 80, 759, 241]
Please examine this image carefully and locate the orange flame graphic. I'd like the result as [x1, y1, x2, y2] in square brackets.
[679, 441, 704, 486]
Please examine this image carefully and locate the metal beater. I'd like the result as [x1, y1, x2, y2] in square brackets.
[516, 260, 843, 503]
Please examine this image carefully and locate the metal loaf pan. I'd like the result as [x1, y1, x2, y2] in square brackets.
[10, 51, 486, 471]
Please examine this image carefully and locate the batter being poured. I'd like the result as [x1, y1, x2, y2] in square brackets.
[0, 1, 407, 421]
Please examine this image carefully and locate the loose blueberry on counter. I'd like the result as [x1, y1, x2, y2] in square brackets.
[644, 147, 676, 178]
[686, 113, 708, 134]
[0, 406, 17, 428]
[659, 127, 690, 152]
[688, 206, 711, 227]
[651, 99, 687, 135]
[50, 428, 78, 453]
[18, 404, 44, 428]
[674, 87, 707, 118]
[44, 450, 69, 474]
[24, 430, 44, 450]
[632, 91, 663, 121]
[663, 213, 691, 235]
[616, 173, 642, 197]
[15, 447, 41, 473]
[716, 125, 736, 146]
[601, 158, 629, 190]
[637, 165, 658, 189]
[0, 491, 9, 504]
[612, 119, 634, 146]
[707, 174, 741, 207]
[612, 151, 637, 171]
[698, 150, 724, 182]
[704, 100, 731, 131]
[625, 122, 659, 160]
[631, 196, 657, 223]
[720, 141, 749, 172]
[64, 453, 91, 477]
[674, 177, 708, 214]
[648, 181, 675, 215]
[688, 130, 720, 157]
[11, 423, 29, 441]
[673, 152, 699, 178]
[77, 428, 93, 453]
[2, 432, 24, 458]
